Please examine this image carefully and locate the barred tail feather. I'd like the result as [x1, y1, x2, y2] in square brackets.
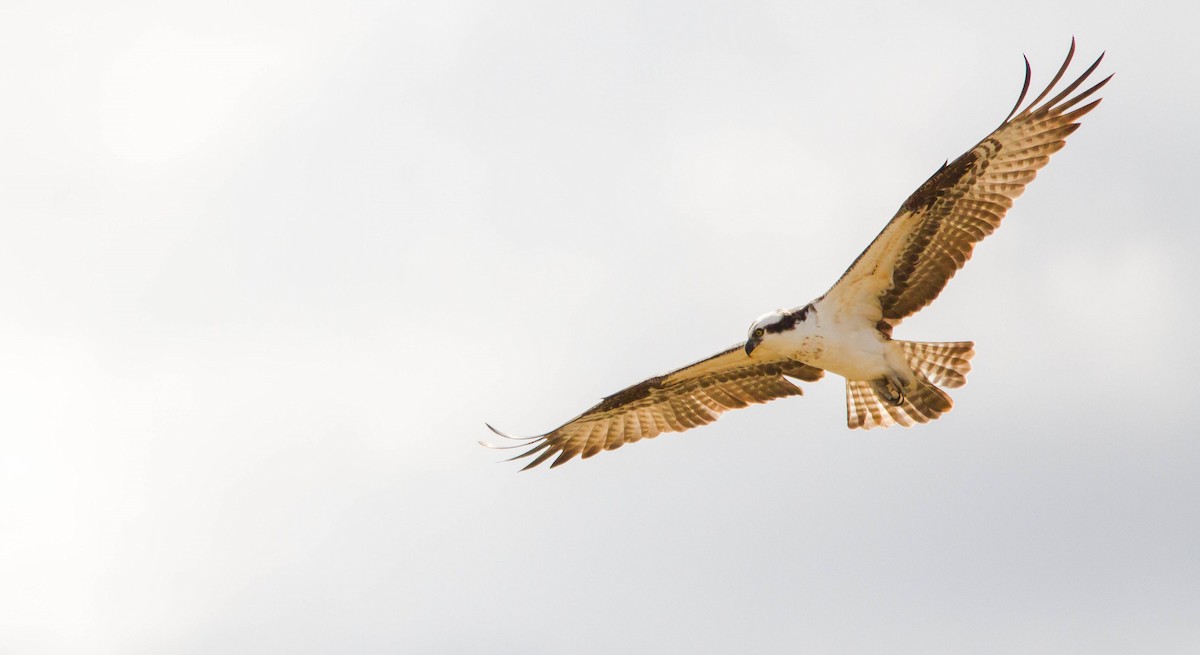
[899, 340, 974, 388]
[845, 340, 974, 429]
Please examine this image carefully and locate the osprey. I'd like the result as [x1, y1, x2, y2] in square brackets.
[486, 41, 1110, 470]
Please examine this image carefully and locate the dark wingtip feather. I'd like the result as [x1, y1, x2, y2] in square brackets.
[548, 449, 580, 468]
[484, 423, 540, 441]
[521, 444, 561, 471]
[1065, 72, 1114, 112]
[482, 423, 551, 467]
[1037, 50, 1107, 114]
[1020, 38, 1077, 115]
[480, 439, 538, 451]
[1005, 55, 1033, 122]
[505, 439, 550, 463]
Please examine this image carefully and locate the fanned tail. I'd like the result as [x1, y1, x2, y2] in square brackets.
[845, 340, 974, 429]
[899, 340, 974, 388]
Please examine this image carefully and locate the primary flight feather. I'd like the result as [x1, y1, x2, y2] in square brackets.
[486, 40, 1111, 469]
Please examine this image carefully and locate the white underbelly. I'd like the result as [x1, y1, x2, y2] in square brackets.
[788, 329, 892, 381]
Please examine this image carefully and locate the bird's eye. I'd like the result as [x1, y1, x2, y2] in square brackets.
[754, 328, 764, 338]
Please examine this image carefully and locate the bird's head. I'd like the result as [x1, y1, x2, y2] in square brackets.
[745, 305, 812, 357]
[745, 310, 787, 357]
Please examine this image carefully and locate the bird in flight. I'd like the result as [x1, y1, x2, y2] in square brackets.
[486, 40, 1110, 470]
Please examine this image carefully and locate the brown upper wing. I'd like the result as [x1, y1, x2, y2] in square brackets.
[823, 40, 1111, 333]
[485, 346, 824, 470]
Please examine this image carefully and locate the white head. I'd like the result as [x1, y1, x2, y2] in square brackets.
[744, 310, 787, 357]
[744, 305, 812, 356]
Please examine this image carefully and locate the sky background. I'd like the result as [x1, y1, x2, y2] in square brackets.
[3, 1, 1198, 653]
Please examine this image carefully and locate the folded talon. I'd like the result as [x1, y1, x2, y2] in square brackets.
[870, 376, 906, 406]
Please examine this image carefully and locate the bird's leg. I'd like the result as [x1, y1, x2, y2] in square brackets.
[870, 375, 906, 406]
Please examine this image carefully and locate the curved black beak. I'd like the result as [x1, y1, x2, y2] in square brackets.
[744, 338, 760, 357]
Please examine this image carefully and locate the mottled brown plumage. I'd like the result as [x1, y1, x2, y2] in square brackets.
[487, 40, 1109, 468]
[487, 346, 823, 469]
[833, 40, 1110, 332]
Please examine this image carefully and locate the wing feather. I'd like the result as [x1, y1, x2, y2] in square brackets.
[823, 40, 1110, 331]
[706, 383, 748, 409]
[485, 345, 824, 469]
[485, 40, 1110, 470]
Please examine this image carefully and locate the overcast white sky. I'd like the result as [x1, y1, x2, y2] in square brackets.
[2, 1, 1198, 653]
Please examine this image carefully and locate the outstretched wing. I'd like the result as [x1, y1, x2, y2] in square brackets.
[823, 40, 1111, 333]
[485, 346, 824, 470]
